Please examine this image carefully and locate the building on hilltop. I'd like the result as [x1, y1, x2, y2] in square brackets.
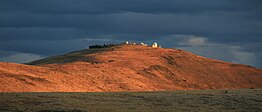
[141, 42, 148, 46]
[152, 42, 158, 48]
[124, 41, 159, 48]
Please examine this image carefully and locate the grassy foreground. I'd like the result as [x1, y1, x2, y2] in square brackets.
[0, 89, 261, 112]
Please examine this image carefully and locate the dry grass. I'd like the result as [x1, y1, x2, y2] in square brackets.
[1, 44, 262, 92]
[0, 89, 261, 112]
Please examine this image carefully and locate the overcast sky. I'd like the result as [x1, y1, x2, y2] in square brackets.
[0, 0, 262, 68]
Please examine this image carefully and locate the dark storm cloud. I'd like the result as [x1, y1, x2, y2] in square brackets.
[0, 12, 261, 42]
[0, 0, 261, 67]
[0, 39, 122, 56]
[0, 0, 261, 42]
[0, 27, 86, 40]
[0, 0, 260, 14]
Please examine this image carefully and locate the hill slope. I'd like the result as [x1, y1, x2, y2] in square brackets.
[0, 44, 262, 92]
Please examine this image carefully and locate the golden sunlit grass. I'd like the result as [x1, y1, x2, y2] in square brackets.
[1, 44, 262, 92]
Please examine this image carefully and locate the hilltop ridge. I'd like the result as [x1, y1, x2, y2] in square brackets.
[0, 44, 262, 92]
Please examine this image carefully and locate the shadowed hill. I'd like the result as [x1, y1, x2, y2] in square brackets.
[27, 46, 115, 65]
[0, 44, 262, 92]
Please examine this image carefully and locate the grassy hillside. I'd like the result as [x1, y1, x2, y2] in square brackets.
[1, 44, 262, 92]
[0, 89, 261, 112]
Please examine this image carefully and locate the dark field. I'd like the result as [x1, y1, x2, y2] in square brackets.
[0, 89, 261, 112]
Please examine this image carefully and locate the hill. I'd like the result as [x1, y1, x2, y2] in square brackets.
[0, 44, 262, 92]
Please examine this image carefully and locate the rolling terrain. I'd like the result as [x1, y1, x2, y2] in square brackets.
[0, 44, 262, 92]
